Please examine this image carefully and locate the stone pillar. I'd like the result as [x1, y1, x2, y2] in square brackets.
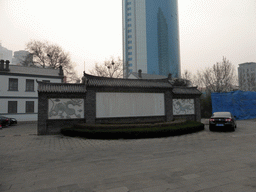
[37, 93, 48, 135]
[195, 97, 201, 122]
[165, 90, 173, 122]
[85, 89, 96, 124]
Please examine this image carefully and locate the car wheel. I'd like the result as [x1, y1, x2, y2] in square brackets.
[209, 126, 214, 132]
[231, 126, 235, 132]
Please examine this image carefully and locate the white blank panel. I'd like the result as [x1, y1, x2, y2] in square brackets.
[96, 92, 165, 118]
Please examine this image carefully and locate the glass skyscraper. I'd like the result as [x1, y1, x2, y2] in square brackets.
[123, 0, 181, 78]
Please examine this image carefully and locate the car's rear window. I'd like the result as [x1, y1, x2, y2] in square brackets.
[213, 112, 231, 117]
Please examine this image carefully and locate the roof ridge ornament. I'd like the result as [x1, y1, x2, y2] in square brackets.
[82, 71, 88, 85]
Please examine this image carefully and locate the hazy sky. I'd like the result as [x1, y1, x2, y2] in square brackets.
[0, 0, 256, 78]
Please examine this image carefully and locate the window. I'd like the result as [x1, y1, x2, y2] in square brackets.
[128, 41, 132, 44]
[129, 64, 133, 67]
[42, 80, 50, 83]
[127, 7, 131, 11]
[128, 35, 132, 38]
[128, 29, 132, 33]
[128, 52, 132, 55]
[8, 101, 17, 113]
[127, 18, 132, 22]
[128, 58, 132, 61]
[127, 24, 132, 27]
[26, 79, 34, 91]
[127, 2, 131, 5]
[9, 78, 18, 91]
[128, 46, 132, 49]
[127, 13, 131, 16]
[26, 101, 34, 113]
[129, 69, 133, 73]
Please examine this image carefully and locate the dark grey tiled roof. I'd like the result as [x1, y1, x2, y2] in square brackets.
[84, 73, 172, 88]
[37, 74, 202, 94]
[9, 65, 60, 76]
[172, 87, 202, 95]
[37, 81, 86, 93]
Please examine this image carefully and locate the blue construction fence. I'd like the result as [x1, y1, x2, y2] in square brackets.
[211, 90, 256, 120]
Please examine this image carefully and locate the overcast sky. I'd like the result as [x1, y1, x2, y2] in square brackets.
[0, 0, 256, 78]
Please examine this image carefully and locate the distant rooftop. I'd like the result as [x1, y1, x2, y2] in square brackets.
[9, 65, 60, 76]
[239, 62, 256, 66]
[129, 72, 167, 79]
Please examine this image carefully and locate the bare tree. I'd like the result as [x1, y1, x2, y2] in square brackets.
[181, 70, 192, 80]
[25, 40, 78, 82]
[181, 69, 195, 87]
[89, 57, 123, 78]
[18, 53, 33, 67]
[197, 57, 237, 93]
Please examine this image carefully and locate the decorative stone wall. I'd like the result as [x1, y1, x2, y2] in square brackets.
[37, 75, 201, 135]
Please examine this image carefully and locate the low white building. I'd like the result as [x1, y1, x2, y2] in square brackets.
[0, 60, 63, 122]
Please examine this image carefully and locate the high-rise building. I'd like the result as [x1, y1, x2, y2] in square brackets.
[12, 50, 33, 66]
[123, 0, 180, 78]
[0, 43, 13, 63]
[238, 62, 256, 91]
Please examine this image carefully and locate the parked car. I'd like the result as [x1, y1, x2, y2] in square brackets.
[9, 117, 17, 125]
[209, 112, 237, 132]
[0, 115, 10, 127]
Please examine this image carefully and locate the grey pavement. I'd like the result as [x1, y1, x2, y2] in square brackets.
[0, 119, 256, 192]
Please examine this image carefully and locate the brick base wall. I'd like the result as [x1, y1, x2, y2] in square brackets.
[173, 115, 196, 121]
[96, 116, 166, 124]
[46, 119, 85, 135]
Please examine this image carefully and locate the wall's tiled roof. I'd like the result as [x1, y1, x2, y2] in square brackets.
[37, 73, 202, 94]
[84, 73, 172, 88]
[172, 87, 202, 95]
[37, 81, 86, 93]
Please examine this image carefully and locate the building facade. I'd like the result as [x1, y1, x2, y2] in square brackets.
[0, 60, 63, 122]
[238, 62, 256, 91]
[37, 73, 201, 135]
[123, 0, 181, 78]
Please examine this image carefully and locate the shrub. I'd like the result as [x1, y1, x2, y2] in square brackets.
[61, 121, 204, 139]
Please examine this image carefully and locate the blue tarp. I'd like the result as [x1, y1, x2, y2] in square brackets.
[211, 90, 256, 120]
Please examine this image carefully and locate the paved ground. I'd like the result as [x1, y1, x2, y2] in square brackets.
[0, 119, 256, 192]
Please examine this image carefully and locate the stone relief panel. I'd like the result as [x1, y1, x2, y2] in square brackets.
[173, 99, 195, 115]
[48, 98, 84, 119]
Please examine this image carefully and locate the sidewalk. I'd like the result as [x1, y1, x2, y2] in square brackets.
[0, 123, 37, 137]
[1, 120, 256, 192]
